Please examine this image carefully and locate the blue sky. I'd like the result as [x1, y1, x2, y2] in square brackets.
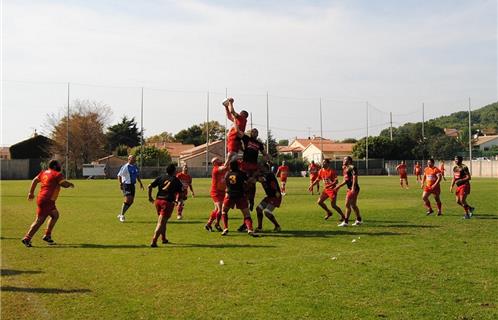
[2, 0, 497, 146]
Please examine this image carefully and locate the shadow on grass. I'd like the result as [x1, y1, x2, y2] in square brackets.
[36, 242, 274, 249]
[1, 269, 43, 277]
[170, 243, 276, 249]
[126, 220, 204, 225]
[260, 229, 406, 238]
[473, 213, 498, 220]
[1, 286, 91, 294]
[367, 224, 440, 229]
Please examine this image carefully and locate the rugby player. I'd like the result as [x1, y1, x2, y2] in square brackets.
[309, 159, 345, 221]
[223, 97, 249, 163]
[308, 160, 320, 195]
[439, 160, 447, 181]
[22, 160, 74, 247]
[117, 155, 144, 222]
[421, 159, 443, 216]
[220, 160, 257, 237]
[396, 160, 409, 189]
[450, 156, 475, 219]
[176, 165, 195, 220]
[205, 157, 227, 232]
[148, 164, 184, 247]
[335, 156, 362, 227]
[276, 161, 290, 195]
[255, 164, 282, 232]
[413, 161, 423, 183]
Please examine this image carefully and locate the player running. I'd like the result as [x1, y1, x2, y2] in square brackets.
[309, 159, 346, 221]
[276, 161, 290, 195]
[205, 157, 228, 232]
[117, 155, 144, 222]
[255, 164, 282, 232]
[22, 160, 74, 247]
[308, 160, 320, 195]
[439, 160, 447, 181]
[335, 156, 362, 227]
[176, 165, 195, 220]
[413, 161, 423, 183]
[223, 97, 249, 163]
[421, 159, 443, 216]
[148, 164, 184, 247]
[220, 160, 257, 237]
[450, 156, 475, 219]
[396, 160, 409, 189]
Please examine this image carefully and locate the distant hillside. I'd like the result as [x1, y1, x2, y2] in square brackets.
[427, 102, 498, 132]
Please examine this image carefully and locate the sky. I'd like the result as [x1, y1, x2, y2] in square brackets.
[1, 0, 497, 146]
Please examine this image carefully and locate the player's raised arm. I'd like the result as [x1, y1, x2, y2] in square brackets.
[27, 176, 40, 200]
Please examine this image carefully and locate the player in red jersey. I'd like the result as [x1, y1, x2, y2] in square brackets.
[421, 159, 443, 216]
[148, 164, 184, 247]
[396, 160, 409, 189]
[223, 97, 249, 163]
[276, 161, 290, 195]
[255, 164, 282, 232]
[439, 160, 447, 181]
[21, 160, 74, 247]
[205, 157, 228, 232]
[308, 160, 320, 195]
[413, 161, 423, 183]
[175, 165, 195, 220]
[335, 156, 362, 227]
[220, 160, 257, 237]
[450, 156, 475, 219]
[309, 159, 345, 221]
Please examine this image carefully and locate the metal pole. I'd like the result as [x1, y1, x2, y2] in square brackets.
[319, 98, 324, 161]
[266, 91, 270, 154]
[66, 82, 70, 178]
[140, 87, 144, 173]
[366, 101, 369, 175]
[468, 97, 472, 173]
[206, 91, 210, 176]
[250, 112, 253, 129]
[389, 112, 393, 141]
[224, 88, 228, 162]
[422, 102, 425, 139]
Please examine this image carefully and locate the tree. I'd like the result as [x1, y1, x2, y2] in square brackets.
[47, 99, 111, 176]
[278, 139, 289, 146]
[130, 145, 171, 166]
[146, 132, 176, 143]
[106, 116, 141, 151]
[341, 138, 358, 143]
[200, 121, 226, 142]
[265, 130, 278, 158]
[353, 136, 393, 159]
[426, 135, 463, 159]
[175, 125, 204, 146]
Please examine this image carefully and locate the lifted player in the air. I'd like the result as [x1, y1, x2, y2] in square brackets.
[222, 97, 249, 163]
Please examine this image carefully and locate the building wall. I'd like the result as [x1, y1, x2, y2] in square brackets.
[479, 138, 498, 150]
[0, 159, 31, 179]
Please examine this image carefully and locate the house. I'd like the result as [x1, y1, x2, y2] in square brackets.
[0, 147, 10, 160]
[149, 142, 195, 165]
[93, 155, 128, 167]
[444, 128, 459, 138]
[302, 142, 355, 163]
[279, 137, 333, 158]
[179, 140, 225, 168]
[475, 135, 498, 151]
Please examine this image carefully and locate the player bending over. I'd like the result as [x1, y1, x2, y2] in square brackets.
[276, 161, 290, 195]
[220, 160, 257, 237]
[22, 160, 74, 247]
[309, 159, 345, 221]
[421, 159, 443, 216]
[450, 156, 475, 219]
[395, 160, 409, 189]
[205, 157, 228, 232]
[255, 164, 282, 232]
[176, 165, 195, 220]
[335, 156, 362, 227]
[148, 164, 184, 247]
[223, 97, 249, 163]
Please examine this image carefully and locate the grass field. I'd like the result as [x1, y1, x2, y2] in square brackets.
[1, 176, 498, 319]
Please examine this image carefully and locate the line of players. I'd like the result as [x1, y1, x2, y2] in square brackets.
[19, 98, 475, 247]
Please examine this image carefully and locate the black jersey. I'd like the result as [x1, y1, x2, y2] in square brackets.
[261, 172, 281, 198]
[225, 170, 248, 199]
[453, 164, 470, 186]
[343, 165, 360, 191]
[241, 135, 264, 164]
[150, 174, 184, 202]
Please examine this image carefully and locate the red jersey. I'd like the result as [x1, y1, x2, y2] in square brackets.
[318, 168, 338, 190]
[176, 172, 192, 192]
[424, 167, 441, 187]
[278, 165, 289, 178]
[228, 116, 247, 141]
[37, 169, 65, 201]
[414, 164, 422, 175]
[210, 165, 228, 194]
[396, 164, 407, 175]
[309, 163, 319, 176]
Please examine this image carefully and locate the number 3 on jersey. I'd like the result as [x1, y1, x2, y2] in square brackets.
[229, 174, 237, 185]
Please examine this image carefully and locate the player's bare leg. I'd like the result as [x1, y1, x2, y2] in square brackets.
[151, 215, 169, 247]
[434, 194, 442, 215]
[221, 207, 229, 235]
[317, 194, 334, 220]
[42, 210, 59, 243]
[119, 195, 134, 221]
[330, 197, 345, 221]
[263, 207, 280, 231]
[256, 206, 264, 230]
[422, 192, 433, 215]
[23, 215, 48, 245]
[240, 208, 257, 236]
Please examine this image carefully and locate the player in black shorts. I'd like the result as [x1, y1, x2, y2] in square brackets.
[255, 164, 282, 232]
[148, 164, 184, 247]
[335, 156, 362, 227]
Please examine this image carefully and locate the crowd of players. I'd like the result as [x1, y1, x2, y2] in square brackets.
[20, 98, 475, 247]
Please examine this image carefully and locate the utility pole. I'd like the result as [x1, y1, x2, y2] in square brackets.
[366, 101, 369, 175]
[140, 87, 144, 173]
[319, 98, 324, 161]
[266, 91, 270, 154]
[66, 82, 70, 178]
[468, 97, 472, 173]
[389, 112, 393, 141]
[206, 92, 210, 176]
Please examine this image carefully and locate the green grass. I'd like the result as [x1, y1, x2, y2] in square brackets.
[1, 177, 498, 320]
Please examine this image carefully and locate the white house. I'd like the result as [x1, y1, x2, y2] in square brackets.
[475, 135, 498, 151]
